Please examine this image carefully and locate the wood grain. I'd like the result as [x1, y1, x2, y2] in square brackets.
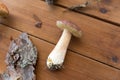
[1, 0, 120, 69]
[0, 24, 120, 80]
[55, 0, 120, 25]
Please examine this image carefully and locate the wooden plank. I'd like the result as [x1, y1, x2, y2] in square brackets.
[1, 0, 120, 69]
[54, 0, 120, 25]
[0, 24, 120, 80]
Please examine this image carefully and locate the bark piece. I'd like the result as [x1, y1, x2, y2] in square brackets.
[0, 33, 37, 80]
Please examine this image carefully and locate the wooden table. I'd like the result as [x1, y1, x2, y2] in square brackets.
[0, 0, 120, 80]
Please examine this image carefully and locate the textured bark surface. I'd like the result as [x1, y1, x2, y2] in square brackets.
[0, 33, 37, 80]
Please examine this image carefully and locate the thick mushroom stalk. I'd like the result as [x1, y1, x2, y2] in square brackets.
[47, 20, 82, 70]
[47, 29, 71, 70]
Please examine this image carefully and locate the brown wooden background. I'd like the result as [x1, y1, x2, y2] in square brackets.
[0, 0, 120, 80]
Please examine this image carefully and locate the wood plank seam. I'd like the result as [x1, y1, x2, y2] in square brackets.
[42, 1, 120, 27]
[69, 49, 120, 70]
[1, 23, 55, 45]
[43, 0, 120, 26]
[1, 23, 120, 71]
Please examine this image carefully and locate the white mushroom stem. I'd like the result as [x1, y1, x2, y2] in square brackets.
[47, 29, 72, 70]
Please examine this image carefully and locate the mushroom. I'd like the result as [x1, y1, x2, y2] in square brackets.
[47, 20, 82, 70]
[0, 2, 9, 17]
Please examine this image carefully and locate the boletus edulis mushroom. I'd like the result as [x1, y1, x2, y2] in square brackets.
[47, 20, 82, 70]
[0, 2, 9, 17]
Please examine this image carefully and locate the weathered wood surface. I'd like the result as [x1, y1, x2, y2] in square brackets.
[0, 0, 120, 80]
[54, 0, 120, 25]
[0, 24, 120, 80]
[1, 0, 120, 69]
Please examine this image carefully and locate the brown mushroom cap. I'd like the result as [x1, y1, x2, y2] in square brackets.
[0, 2, 9, 17]
[56, 20, 82, 38]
